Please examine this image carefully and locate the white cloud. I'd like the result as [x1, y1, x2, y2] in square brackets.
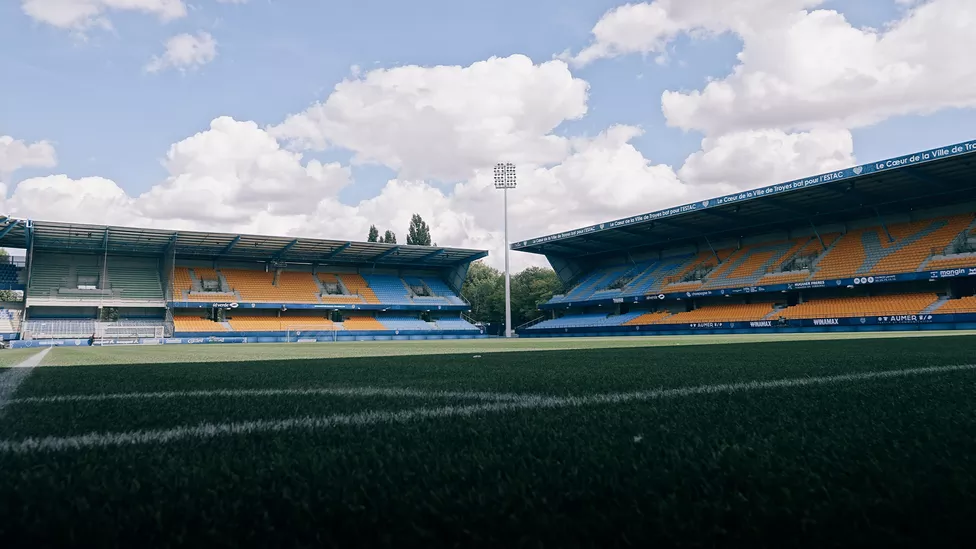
[138, 117, 350, 224]
[145, 32, 218, 74]
[572, 0, 976, 135]
[271, 54, 589, 181]
[4, 175, 143, 229]
[569, 0, 824, 67]
[21, 0, 187, 30]
[678, 129, 855, 187]
[2, 115, 735, 271]
[0, 136, 57, 179]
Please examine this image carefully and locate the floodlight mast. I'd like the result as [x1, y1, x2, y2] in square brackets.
[494, 163, 516, 338]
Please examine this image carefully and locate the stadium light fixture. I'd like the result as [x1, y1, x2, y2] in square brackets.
[494, 162, 516, 338]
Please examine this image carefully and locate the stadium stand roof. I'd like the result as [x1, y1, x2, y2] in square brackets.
[513, 139, 976, 260]
[0, 218, 487, 268]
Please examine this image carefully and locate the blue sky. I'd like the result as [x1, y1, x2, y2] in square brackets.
[2, 0, 975, 268]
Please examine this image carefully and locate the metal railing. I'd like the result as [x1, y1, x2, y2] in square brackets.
[515, 315, 547, 331]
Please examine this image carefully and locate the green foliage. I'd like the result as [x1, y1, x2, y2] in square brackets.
[382, 230, 397, 244]
[367, 225, 379, 242]
[461, 261, 503, 323]
[406, 214, 432, 246]
[0, 249, 12, 302]
[99, 307, 120, 322]
[510, 266, 562, 325]
[461, 262, 562, 326]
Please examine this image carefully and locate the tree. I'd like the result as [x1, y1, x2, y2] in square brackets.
[383, 230, 397, 244]
[461, 262, 563, 329]
[406, 214, 432, 246]
[367, 225, 379, 243]
[0, 249, 16, 302]
[461, 261, 503, 324]
[510, 266, 563, 326]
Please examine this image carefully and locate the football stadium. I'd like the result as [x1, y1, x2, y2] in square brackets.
[0, 223, 488, 346]
[514, 138, 976, 337]
[3, 140, 976, 547]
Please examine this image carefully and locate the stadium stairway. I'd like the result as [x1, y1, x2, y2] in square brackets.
[811, 216, 972, 280]
[622, 256, 695, 295]
[703, 239, 810, 290]
[922, 297, 950, 315]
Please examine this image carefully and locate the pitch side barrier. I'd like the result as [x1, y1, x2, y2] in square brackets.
[518, 313, 976, 338]
[169, 302, 469, 311]
[174, 329, 485, 343]
[8, 336, 249, 349]
[540, 269, 976, 309]
[7, 331, 487, 348]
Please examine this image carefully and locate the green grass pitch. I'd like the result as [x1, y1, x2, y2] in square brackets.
[2, 332, 976, 547]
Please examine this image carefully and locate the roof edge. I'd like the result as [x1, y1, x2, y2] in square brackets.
[512, 138, 976, 252]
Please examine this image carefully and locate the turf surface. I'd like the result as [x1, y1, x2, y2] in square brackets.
[2, 335, 976, 547]
[36, 329, 976, 365]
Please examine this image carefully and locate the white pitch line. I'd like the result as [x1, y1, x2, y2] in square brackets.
[8, 386, 541, 406]
[1, 362, 974, 455]
[0, 348, 52, 416]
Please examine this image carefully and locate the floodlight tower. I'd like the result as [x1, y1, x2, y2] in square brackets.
[494, 162, 516, 338]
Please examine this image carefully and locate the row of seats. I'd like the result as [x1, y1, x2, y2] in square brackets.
[656, 303, 775, 324]
[170, 267, 460, 305]
[936, 295, 976, 313]
[546, 214, 976, 306]
[173, 315, 478, 333]
[532, 293, 953, 329]
[779, 293, 938, 319]
[0, 309, 22, 333]
[0, 263, 20, 284]
[27, 254, 164, 301]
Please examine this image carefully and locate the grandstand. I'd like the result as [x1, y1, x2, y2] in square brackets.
[0, 219, 486, 346]
[515, 138, 976, 336]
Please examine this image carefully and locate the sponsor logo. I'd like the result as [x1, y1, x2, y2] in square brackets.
[612, 297, 624, 304]
[213, 302, 239, 309]
[690, 322, 723, 329]
[658, 294, 666, 300]
[749, 321, 772, 328]
[969, 268, 976, 276]
[599, 223, 605, 230]
[852, 166, 863, 175]
[878, 314, 934, 324]
[813, 318, 840, 326]
[867, 276, 874, 283]
[701, 200, 710, 207]
[860, 318, 867, 324]
[936, 269, 966, 278]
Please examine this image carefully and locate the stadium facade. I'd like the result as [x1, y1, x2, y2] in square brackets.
[0, 222, 488, 348]
[514, 139, 976, 337]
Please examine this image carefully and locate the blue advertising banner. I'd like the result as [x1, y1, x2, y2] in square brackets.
[522, 313, 976, 336]
[9, 336, 250, 348]
[539, 267, 976, 309]
[513, 139, 976, 250]
[169, 301, 468, 311]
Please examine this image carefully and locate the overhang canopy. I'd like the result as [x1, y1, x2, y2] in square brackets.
[513, 139, 976, 260]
